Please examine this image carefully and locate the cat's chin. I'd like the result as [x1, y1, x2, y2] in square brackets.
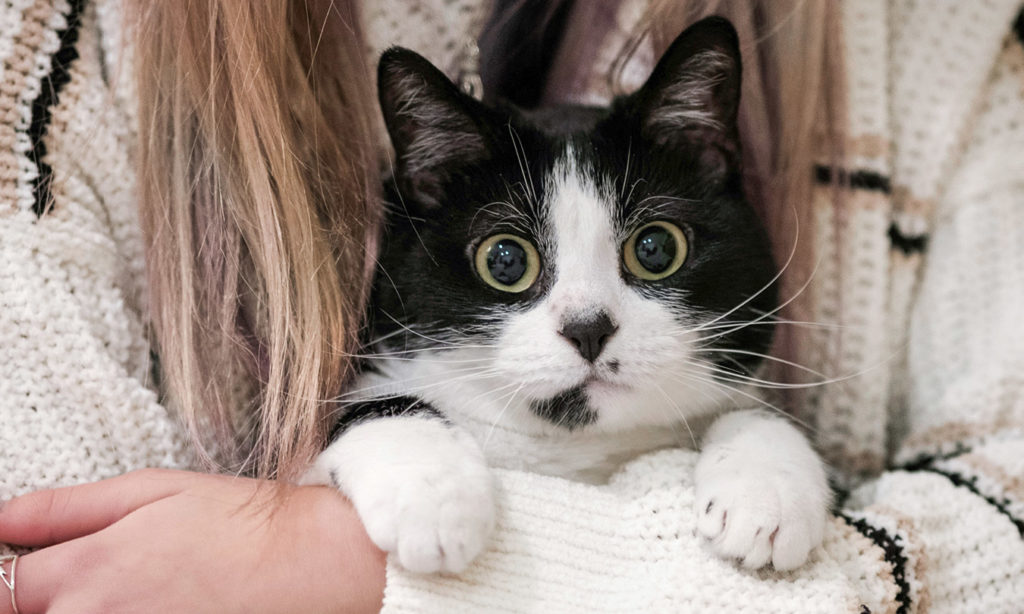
[582, 381, 732, 433]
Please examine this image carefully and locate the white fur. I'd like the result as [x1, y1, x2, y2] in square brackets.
[694, 410, 830, 570]
[495, 150, 737, 432]
[304, 416, 495, 574]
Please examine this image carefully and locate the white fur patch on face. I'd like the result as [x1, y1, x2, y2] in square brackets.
[495, 149, 618, 398]
[490, 146, 735, 430]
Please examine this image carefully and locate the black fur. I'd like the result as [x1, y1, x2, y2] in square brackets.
[529, 386, 596, 429]
[330, 396, 444, 442]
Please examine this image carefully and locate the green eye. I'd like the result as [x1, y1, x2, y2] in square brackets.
[624, 221, 688, 280]
[475, 234, 541, 293]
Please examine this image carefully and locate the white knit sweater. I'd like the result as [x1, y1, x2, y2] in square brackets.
[2, 1, 1023, 613]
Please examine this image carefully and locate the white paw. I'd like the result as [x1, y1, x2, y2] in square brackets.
[309, 416, 495, 574]
[694, 412, 830, 570]
[357, 461, 494, 573]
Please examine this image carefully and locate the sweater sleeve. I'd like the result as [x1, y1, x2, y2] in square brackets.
[858, 26, 1024, 613]
[0, 0, 189, 506]
[382, 447, 1022, 614]
[382, 443, 1024, 613]
[381, 27, 1024, 614]
[896, 29, 1024, 468]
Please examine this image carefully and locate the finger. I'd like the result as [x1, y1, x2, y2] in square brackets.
[0, 469, 198, 547]
[0, 546, 68, 614]
[0, 556, 18, 614]
[2, 533, 113, 614]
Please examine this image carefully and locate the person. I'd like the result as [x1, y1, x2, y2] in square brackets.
[1, 0, 1021, 612]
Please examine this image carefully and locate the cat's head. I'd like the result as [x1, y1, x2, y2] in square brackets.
[369, 17, 778, 432]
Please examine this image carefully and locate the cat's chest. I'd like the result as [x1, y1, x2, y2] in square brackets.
[353, 365, 691, 483]
[451, 415, 686, 483]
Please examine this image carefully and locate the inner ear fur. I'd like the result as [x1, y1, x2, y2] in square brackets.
[632, 16, 742, 145]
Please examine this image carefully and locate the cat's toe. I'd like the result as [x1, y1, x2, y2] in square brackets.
[696, 481, 782, 568]
[739, 525, 774, 569]
[357, 473, 495, 573]
[770, 517, 818, 571]
[436, 497, 495, 572]
[695, 498, 727, 540]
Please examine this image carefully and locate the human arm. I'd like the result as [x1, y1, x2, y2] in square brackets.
[0, 470, 385, 614]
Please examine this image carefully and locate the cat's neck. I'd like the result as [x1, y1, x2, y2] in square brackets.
[445, 407, 690, 483]
[354, 359, 717, 483]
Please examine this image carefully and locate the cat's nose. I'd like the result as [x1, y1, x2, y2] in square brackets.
[559, 311, 618, 363]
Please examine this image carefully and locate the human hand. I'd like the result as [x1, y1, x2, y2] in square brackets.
[0, 469, 385, 614]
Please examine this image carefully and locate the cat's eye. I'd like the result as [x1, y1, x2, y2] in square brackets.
[623, 221, 688, 280]
[475, 234, 541, 293]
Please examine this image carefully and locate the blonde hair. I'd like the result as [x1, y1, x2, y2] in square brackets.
[133, 0, 380, 480]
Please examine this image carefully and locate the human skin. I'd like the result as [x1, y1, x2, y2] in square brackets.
[0, 470, 386, 614]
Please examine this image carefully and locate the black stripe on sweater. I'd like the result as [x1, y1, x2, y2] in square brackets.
[813, 166, 929, 254]
[887, 223, 928, 255]
[910, 467, 1024, 537]
[896, 442, 973, 472]
[29, 0, 86, 217]
[839, 514, 912, 614]
[814, 165, 892, 193]
[328, 396, 443, 442]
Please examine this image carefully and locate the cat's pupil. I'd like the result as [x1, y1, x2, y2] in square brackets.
[487, 239, 528, 285]
[634, 226, 677, 273]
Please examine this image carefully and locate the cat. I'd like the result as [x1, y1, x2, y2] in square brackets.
[304, 16, 830, 575]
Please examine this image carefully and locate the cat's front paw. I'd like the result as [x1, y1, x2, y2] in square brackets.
[358, 458, 495, 574]
[694, 412, 830, 571]
[308, 417, 495, 574]
[694, 466, 826, 570]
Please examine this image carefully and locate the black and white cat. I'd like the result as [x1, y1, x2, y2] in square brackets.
[305, 17, 829, 574]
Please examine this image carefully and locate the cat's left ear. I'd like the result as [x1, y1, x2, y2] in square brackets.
[631, 17, 741, 145]
[378, 47, 490, 209]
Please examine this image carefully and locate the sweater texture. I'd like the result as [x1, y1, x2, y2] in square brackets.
[2, 1, 1023, 612]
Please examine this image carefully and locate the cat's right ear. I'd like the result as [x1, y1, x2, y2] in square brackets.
[630, 17, 742, 147]
[378, 48, 489, 209]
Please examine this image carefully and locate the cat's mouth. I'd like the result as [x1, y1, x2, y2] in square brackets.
[582, 374, 631, 394]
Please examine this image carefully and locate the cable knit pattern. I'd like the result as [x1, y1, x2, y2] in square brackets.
[2, 1, 1022, 612]
[386, 451, 868, 613]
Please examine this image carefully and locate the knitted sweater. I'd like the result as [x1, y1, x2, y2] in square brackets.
[2, 1, 1023, 613]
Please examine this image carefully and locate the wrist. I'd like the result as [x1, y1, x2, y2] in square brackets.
[300, 485, 385, 614]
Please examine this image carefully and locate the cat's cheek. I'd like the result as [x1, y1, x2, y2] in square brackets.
[304, 416, 496, 574]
